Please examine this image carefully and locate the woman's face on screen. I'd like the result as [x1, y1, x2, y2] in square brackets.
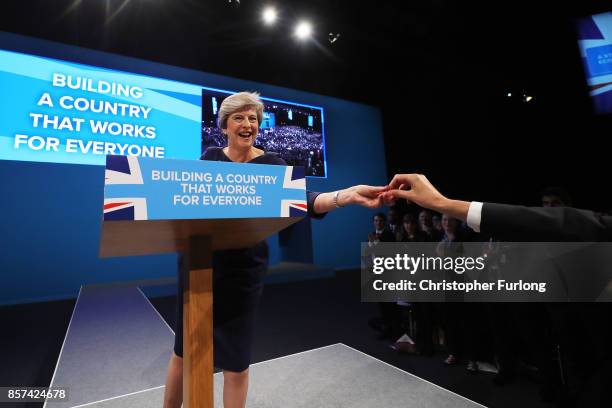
[224, 108, 259, 149]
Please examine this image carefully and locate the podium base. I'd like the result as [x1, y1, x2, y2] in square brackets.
[183, 235, 214, 408]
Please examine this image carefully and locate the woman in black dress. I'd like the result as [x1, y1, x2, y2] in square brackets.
[164, 92, 386, 408]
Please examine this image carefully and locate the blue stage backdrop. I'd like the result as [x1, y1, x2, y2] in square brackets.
[0, 32, 387, 305]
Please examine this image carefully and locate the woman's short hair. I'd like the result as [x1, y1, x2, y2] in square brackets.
[217, 91, 264, 129]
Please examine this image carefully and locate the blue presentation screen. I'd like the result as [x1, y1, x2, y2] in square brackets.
[0, 49, 202, 165]
[577, 11, 612, 114]
[0, 48, 327, 177]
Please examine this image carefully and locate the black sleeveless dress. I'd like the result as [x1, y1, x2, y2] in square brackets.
[174, 147, 321, 372]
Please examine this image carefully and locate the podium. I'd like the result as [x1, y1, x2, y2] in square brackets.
[99, 155, 307, 407]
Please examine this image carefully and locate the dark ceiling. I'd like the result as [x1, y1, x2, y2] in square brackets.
[1, 0, 605, 104]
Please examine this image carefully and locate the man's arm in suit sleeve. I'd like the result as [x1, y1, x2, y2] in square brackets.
[480, 203, 612, 242]
[382, 174, 612, 242]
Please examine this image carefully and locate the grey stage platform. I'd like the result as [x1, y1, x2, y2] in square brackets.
[46, 285, 484, 408]
[44, 285, 175, 408]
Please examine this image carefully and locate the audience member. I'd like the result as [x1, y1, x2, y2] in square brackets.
[368, 212, 395, 243]
[396, 213, 426, 242]
[418, 209, 443, 242]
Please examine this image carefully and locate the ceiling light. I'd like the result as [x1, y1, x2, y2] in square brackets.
[295, 21, 312, 40]
[262, 7, 277, 25]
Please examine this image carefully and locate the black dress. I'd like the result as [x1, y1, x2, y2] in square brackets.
[174, 147, 321, 372]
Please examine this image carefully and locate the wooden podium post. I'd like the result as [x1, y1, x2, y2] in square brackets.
[184, 236, 213, 408]
[100, 156, 307, 408]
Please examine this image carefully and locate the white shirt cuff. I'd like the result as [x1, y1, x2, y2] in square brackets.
[466, 201, 483, 233]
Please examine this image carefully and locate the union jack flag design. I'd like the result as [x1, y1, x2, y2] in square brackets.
[103, 156, 148, 220]
[103, 197, 148, 220]
[105, 156, 144, 185]
[280, 166, 307, 217]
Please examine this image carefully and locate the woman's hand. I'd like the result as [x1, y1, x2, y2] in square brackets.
[312, 185, 387, 214]
[338, 185, 388, 209]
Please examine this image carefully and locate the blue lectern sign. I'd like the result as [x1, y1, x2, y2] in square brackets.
[103, 156, 307, 220]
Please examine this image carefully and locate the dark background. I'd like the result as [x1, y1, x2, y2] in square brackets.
[2, 0, 612, 210]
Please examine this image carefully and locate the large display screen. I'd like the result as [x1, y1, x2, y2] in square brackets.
[577, 11, 612, 114]
[0, 48, 327, 177]
[202, 89, 326, 177]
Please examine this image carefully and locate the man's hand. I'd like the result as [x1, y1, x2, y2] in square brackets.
[381, 174, 447, 210]
[381, 174, 470, 221]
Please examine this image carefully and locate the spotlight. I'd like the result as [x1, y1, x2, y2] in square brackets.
[328, 32, 341, 44]
[506, 92, 512, 97]
[262, 7, 277, 25]
[524, 95, 534, 102]
[295, 21, 312, 40]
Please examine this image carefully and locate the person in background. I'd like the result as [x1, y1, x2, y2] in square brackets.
[541, 186, 572, 208]
[396, 213, 425, 242]
[418, 209, 443, 242]
[432, 214, 443, 234]
[368, 212, 395, 243]
[367, 212, 401, 340]
[436, 214, 468, 366]
[387, 207, 402, 235]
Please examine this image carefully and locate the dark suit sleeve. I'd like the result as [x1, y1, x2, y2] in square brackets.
[481, 203, 612, 241]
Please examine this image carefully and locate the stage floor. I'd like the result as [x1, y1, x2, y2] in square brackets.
[46, 285, 484, 408]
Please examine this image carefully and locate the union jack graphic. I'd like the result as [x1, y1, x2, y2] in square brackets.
[103, 156, 148, 220]
[103, 197, 148, 220]
[282, 166, 306, 189]
[105, 156, 144, 185]
[280, 199, 307, 217]
[280, 166, 307, 216]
